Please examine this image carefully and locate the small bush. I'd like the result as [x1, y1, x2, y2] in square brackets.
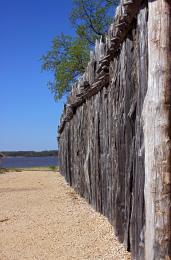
[0, 168, 7, 174]
[49, 166, 57, 171]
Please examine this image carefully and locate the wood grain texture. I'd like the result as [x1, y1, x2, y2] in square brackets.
[58, 0, 171, 259]
[59, 2, 148, 259]
[58, 0, 144, 135]
[142, 1, 171, 259]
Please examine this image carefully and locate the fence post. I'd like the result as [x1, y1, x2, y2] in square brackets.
[143, 0, 171, 259]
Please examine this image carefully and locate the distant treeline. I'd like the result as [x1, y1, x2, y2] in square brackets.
[1, 150, 58, 157]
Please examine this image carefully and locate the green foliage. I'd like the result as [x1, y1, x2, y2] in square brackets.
[2, 150, 58, 157]
[48, 166, 57, 171]
[41, 0, 119, 100]
[41, 34, 89, 100]
[0, 168, 6, 174]
[70, 0, 119, 45]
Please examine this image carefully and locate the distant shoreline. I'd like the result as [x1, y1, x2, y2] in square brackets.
[0, 150, 58, 157]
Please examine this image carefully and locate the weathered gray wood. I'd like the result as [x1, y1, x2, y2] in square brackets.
[58, 0, 171, 259]
[142, 1, 171, 259]
[58, 0, 144, 135]
[59, 3, 147, 257]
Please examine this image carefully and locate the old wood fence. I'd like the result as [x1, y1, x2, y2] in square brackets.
[58, 0, 171, 259]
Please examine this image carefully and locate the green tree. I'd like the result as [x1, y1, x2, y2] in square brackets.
[70, 0, 119, 45]
[41, 0, 119, 101]
[41, 34, 89, 100]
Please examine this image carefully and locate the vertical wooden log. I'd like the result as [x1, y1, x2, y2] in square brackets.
[143, 1, 171, 259]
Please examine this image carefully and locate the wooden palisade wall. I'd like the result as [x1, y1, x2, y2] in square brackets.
[58, 0, 171, 259]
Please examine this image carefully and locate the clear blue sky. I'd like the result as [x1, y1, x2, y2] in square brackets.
[0, 0, 74, 151]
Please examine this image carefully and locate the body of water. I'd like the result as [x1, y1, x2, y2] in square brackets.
[1, 156, 58, 168]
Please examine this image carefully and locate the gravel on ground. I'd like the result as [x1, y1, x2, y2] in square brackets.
[0, 170, 131, 260]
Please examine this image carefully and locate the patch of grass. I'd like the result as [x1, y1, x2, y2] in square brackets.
[1, 166, 59, 173]
[14, 168, 22, 172]
[48, 165, 57, 171]
[0, 168, 22, 174]
[0, 168, 7, 174]
[13, 166, 59, 172]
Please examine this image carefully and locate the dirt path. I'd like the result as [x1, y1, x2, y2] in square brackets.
[0, 170, 130, 260]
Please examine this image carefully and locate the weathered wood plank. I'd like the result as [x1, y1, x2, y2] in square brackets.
[142, 1, 171, 259]
[58, 1, 171, 259]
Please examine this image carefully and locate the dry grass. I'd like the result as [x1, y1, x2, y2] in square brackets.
[0, 166, 59, 173]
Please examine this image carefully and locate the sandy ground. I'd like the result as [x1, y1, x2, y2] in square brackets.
[0, 170, 131, 260]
